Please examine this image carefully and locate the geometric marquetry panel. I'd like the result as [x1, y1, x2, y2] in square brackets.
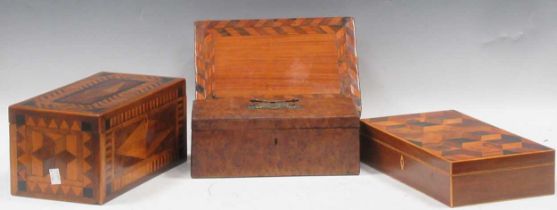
[195, 17, 361, 113]
[11, 114, 97, 201]
[365, 110, 552, 161]
[10, 72, 187, 204]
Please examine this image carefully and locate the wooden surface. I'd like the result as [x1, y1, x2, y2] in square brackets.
[452, 158, 554, 206]
[193, 128, 359, 178]
[9, 72, 187, 204]
[194, 17, 361, 112]
[361, 110, 555, 207]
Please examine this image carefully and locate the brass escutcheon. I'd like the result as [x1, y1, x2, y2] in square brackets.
[247, 98, 301, 110]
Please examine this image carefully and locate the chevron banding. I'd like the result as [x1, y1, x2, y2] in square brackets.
[195, 17, 361, 112]
[17, 73, 178, 114]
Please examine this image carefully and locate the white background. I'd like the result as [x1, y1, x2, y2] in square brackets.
[1, 0, 556, 209]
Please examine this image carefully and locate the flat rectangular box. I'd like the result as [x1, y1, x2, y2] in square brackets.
[192, 17, 361, 178]
[9, 72, 187, 204]
[360, 110, 554, 207]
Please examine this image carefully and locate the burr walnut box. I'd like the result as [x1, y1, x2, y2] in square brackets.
[192, 17, 361, 178]
[9, 72, 187, 204]
[361, 110, 554, 207]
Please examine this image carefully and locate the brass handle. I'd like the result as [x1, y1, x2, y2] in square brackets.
[249, 98, 299, 103]
[400, 155, 405, 170]
[248, 98, 301, 110]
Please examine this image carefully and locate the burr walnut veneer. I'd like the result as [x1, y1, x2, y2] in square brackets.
[192, 17, 361, 178]
[361, 110, 554, 207]
[9, 72, 187, 204]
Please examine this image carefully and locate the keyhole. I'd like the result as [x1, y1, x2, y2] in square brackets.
[274, 138, 278, 145]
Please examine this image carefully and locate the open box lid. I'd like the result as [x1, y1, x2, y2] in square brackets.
[194, 17, 361, 113]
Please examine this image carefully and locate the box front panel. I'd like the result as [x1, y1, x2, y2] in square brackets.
[453, 162, 554, 206]
[192, 128, 359, 177]
[360, 135, 451, 206]
[102, 84, 186, 201]
[10, 111, 100, 203]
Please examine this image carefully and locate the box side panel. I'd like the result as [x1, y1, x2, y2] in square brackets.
[360, 134, 451, 206]
[361, 124, 451, 172]
[192, 127, 359, 177]
[10, 122, 17, 196]
[101, 81, 186, 202]
[9, 107, 101, 204]
[452, 150, 554, 174]
[453, 158, 554, 206]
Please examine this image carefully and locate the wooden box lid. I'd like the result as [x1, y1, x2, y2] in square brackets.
[195, 17, 361, 112]
[10, 72, 184, 116]
[361, 110, 554, 174]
